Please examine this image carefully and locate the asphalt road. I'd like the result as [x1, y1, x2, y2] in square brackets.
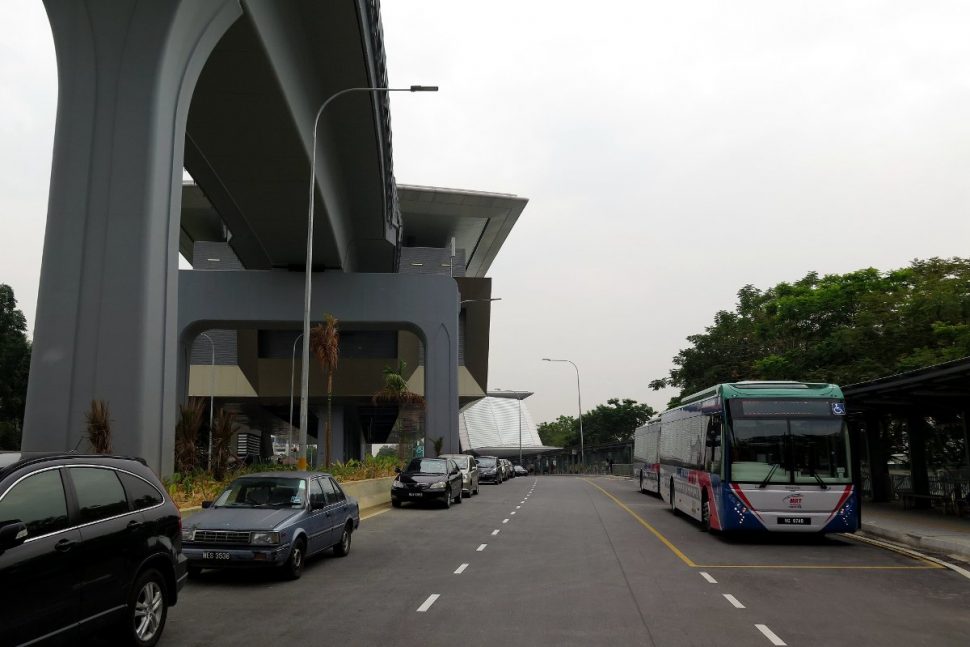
[162, 476, 970, 647]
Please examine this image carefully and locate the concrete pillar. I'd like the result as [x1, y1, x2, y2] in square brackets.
[907, 415, 931, 508]
[22, 1, 241, 475]
[865, 414, 891, 503]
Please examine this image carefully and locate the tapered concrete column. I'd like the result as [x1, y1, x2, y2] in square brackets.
[23, 1, 242, 475]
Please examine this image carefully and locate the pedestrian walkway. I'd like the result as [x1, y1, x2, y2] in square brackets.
[861, 502, 970, 564]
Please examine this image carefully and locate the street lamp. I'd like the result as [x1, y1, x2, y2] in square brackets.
[199, 332, 215, 470]
[542, 358, 584, 465]
[298, 84, 438, 470]
[288, 332, 304, 461]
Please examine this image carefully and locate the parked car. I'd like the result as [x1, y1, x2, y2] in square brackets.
[182, 471, 359, 580]
[391, 458, 463, 508]
[501, 458, 514, 479]
[439, 453, 480, 497]
[0, 452, 186, 647]
[476, 455, 503, 484]
[513, 464, 528, 477]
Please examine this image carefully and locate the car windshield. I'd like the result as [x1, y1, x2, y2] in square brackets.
[477, 457, 497, 468]
[213, 477, 306, 508]
[406, 459, 447, 474]
[441, 455, 469, 469]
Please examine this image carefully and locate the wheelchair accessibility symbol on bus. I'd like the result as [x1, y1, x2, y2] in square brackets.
[831, 402, 846, 416]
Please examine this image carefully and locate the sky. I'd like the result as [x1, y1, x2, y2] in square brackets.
[3, 1, 970, 425]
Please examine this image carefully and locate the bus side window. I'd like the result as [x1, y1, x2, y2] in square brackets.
[706, 416, 723, 476]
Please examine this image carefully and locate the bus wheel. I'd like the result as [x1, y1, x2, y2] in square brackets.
[701, 494, 711, 532]
[639, 472, 645, 494]
[669, 480, 676, 514]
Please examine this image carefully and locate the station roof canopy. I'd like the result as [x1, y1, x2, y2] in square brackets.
[397, 185, 528, 278]
[842, 356, 970, 415]
[458, 395, 559, 457]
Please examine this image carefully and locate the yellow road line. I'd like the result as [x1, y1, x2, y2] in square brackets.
[584, 478, 941, 571]
[841, 532, 943, 568]
[583, 478, 698, 567]
[697, 564, 940, 570]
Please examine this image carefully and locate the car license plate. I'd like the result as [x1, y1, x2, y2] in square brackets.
[777, 517, 811, 525]
[408, 492, 422, 497]
[202, 551, 231, 560]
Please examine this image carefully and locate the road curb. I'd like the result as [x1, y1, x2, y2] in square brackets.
[859, 522, 970, 567]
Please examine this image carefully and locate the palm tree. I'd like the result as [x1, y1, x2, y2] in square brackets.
[373, 360, 426, 460]
[175, 397, 205, 472]
[310, 314, 339, 467]
[84, 400, 113, 454]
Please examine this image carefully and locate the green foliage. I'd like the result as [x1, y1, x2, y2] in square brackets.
[0, 285, 30, 450]
[164, 455, 404, 509]
[652, 257, 970, 399]
[375, 444, 398, 458]
[537, 415, 578, 448]
[432, 436, 444, 457]
[538, 398, 655, 448]
[582, 398, 656, 445]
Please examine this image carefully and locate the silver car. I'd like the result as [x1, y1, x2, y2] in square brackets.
[439, 454, 480, 497]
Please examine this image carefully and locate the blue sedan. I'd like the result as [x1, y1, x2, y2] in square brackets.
[182, 471, 359, 579]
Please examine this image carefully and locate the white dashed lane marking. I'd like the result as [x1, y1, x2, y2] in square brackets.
[417, 594, 440, 612]
[454, 563, 468, 574]
[516, 506, 521, 509]
[492, 529, 500, 536]
[510, 511, 516, 515]
[502, 519, 509, 524]
[477, 544, 487, 552]
[700, 572, 717, 584]
[723, 594, 746, 609]
[756, 625, 787, 646]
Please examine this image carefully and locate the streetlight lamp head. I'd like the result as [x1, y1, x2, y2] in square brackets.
[410, 85, 439, 92]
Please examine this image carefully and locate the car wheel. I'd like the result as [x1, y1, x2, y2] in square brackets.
[455, 487, 463, 504]
[392, 499, 402, 508]
[334, 524, 352, 557]
[186, 565, 202, 579]
[282, 538, 306, 580]
[125, 568, 167, 647]
[443, 491, 451, 509]
[474, 483, 479, 495]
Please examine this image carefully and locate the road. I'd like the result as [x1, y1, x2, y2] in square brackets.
[164, 476, 970, 646]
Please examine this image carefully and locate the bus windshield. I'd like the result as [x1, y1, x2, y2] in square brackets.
[729, 417, 851, 485]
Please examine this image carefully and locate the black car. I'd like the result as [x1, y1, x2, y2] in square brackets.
[513, 464, 529, 477]
[391, 458, 464, 508]
[182, 471, 360, 580]
[0, 452, 187, 647]
[476, 455, 503, 484]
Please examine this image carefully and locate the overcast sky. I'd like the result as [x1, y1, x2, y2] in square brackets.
[3, 1, 970, 425]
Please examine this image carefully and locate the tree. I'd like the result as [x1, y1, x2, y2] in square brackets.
[310, 314, 339, 467]
[537, 415, 578, 448]
[651, 257, 970, 401]
[84, 400, 113, 454]
[175, 397, 206, 473]
[582, 398, 655, 445]
[0, 284, 31, 450]
[373, 360, 425, 460]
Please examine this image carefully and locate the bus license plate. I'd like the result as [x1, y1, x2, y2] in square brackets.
[202, 551, 231, 560]
[778, 517, 811, 526]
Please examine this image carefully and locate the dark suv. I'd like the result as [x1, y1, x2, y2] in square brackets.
[0, 452, 187, 646]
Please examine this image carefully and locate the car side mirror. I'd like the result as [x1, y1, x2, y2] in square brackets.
[394, 466, 401, 473]
[0, 520, 28, 552]
[201, 500, 213, 509]
[474, 460, 481, 466]
[451, 469, 459, 476]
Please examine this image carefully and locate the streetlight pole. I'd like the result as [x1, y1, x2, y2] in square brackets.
[199, 333, 215, 470]
[288, 332, 304, 462]
[518, 397, 522, 467]
[542, 358, 584, 465]
[298, 84, 438, 470]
